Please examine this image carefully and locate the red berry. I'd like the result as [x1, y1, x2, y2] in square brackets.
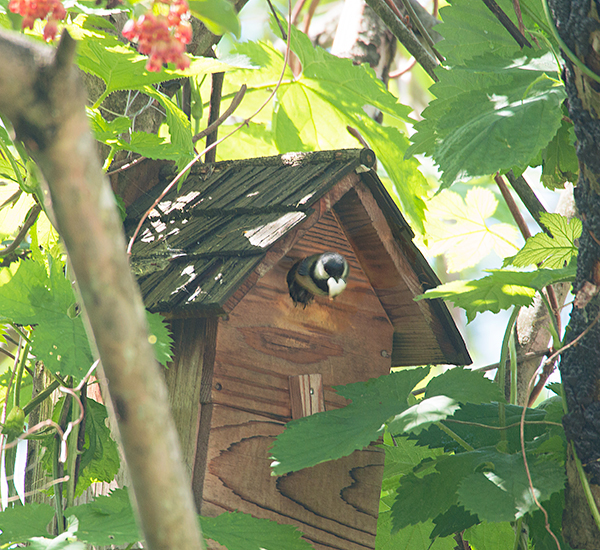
[8, 0, 66, 40]
[122, 0, 192, 72]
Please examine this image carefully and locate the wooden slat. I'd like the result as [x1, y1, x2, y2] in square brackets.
[289, 374, 325, 419]
[201, 405, 384, 550]
[163, 317, 217, 484]
[212, 211, 394, 420]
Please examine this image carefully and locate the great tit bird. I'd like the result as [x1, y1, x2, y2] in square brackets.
[287, 252, 350, 306]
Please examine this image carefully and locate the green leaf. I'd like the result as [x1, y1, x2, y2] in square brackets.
[65, 488, 141, 547]
[0, 503, 55, 544]
[145, 311, 174, 367]
[463, 522, 515, 549]
[188, 0, 241, 37]
[506, 213, 581, 269]
[410, 402, 547, 453]
[436, 0, 524, 64]
[424, 367, 506, 405]
[75, 399, 120, 497]
[430, 505, 479, 538]
[70, 16, 236, 99]
[416, 263, 577, 322]
[229, 21, 428, 230]
[376, 511, 457, 550]
[457, 451, 565, 522]
[0, 258, 93, 377]
[408, 49, 565, 189]
[141, 86, 195, 168]
[392, 448, 564, 530]
[382, 437, 443, 482]
[539, 116, 579, 189]
[423, 187, 521, 272]
[388, 396, 461, 436]
[529, 491, 573, 550]
[270, 368, 429, 475]
[200, 511, 313, 550]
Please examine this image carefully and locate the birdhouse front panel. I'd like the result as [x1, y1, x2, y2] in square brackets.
[197, 210, 394, 549]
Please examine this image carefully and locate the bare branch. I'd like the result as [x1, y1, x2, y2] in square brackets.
[364, 0, 439, 81]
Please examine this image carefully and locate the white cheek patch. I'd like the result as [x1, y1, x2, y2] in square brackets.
[327, 277, 347, 298]
[315, 261, 328, 280]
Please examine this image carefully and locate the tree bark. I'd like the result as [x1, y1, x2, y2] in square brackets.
[0, 29, 204, 550]
[549, 0, 600, 547]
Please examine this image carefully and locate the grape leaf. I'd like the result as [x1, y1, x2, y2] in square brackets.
[430, 505, 479, 538]
[145, 311, 174, 367]
[463, 522, 515, 549]
[0, 258, 93, 377]
[376, 511, 456, 550]
[408, 46, 565, 188]
[436, 0, 524, 64]
[424, 367, 506, 405]
[388, 396, 461, 436]
[382, 437, 443, 482]
[505, 213, 581, 269]
[423, 187, 521, 272]
[410, 402, 547, 454]
[457, 452, 565, 522]
[188, 0, 241, 37]
[200, 511, 313, 550]
[270, 368, 429, 475]
[228, 19, 428, 231]
[539, 116, 579, 189]
[416, 263, 577, 322]
[75, 399, 120, 497]
[70, 16, 238, 98]
[392, 448, 564, 531]
[65, 489, 140, 547]
[0, 503, 55, 544]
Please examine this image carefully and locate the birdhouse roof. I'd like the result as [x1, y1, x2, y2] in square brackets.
[125, 149, 471, 366]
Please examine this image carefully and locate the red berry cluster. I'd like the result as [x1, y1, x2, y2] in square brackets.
[8, 0, 66, 40]
[122, 0, 192, 72]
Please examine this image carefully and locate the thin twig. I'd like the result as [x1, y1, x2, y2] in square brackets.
[495, 173, 531, 239]
[205, 72, 225, 163]
[107, 85, 247, 176]
[127, 13, 293, 255]
[506, 170, 549, 232]
[364, 0, 439, 81]
[0, 204, 41, 257]
[192, 85, 246, 143]
[396, 0, 444, 62]
[446, 418, 564, 430]
[520, 363, 562, 550]
[512, 0, 525, 35]
[266, 0, 287, 38]
[481, 0, 531, 48]
[291, 0, 308, 25]
[389, 58, 416, 78]
[4, 476, 70, 503]
[302, 0, 321, 35]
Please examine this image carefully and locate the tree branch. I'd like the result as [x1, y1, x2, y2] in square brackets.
[364, 0, 439, 81]
[0, 28, 204, 550]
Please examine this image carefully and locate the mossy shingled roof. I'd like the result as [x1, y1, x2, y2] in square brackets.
[125, 149, 375, 313]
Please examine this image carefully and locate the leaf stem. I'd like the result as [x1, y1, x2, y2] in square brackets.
[435, 421, 474, 452]
[542, 0, 600, 85]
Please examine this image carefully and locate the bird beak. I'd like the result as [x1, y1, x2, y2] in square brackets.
[327, 277, 346, 299]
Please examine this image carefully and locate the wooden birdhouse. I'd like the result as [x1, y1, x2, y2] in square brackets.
[123, 149, 471, 550]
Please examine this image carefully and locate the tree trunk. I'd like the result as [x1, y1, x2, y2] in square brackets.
[550, 0, 600, 547]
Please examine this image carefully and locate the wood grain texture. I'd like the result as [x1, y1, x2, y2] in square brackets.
[164, 317, 217, 489]
[212, 209, 394, 421]
[333, 185, 454, 365]
[202, 405, 384, 550]
[289, 374, 325, 419]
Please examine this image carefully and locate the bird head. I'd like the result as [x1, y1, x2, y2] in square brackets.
[287, 252, 350, 306]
